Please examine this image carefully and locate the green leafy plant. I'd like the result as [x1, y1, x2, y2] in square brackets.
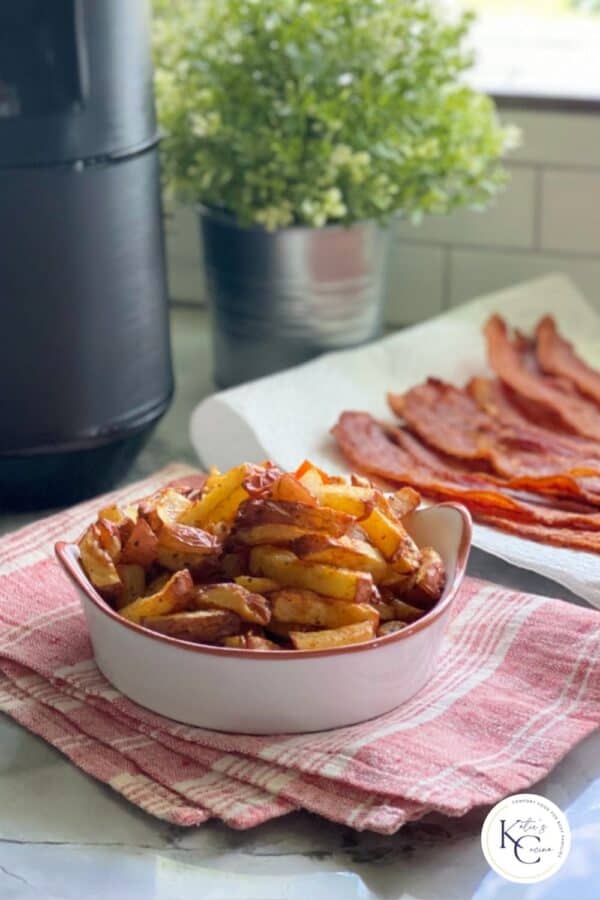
[153, 0, 518, 229]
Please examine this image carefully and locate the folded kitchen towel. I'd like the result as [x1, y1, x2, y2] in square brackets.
[189, 274, 600, 607]
[0, 464, 599, 834]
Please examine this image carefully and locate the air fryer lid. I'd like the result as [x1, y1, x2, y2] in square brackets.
[0, 0, 157, 166]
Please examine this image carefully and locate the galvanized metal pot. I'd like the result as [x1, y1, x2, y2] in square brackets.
[197, 207, 391, 388]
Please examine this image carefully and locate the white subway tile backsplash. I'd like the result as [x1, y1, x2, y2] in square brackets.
[385, 241, 445, 325]
[165, 205, 204, 303]
[449, 249, 600, 312]
[165, 106, 600, 331]
[394, 166, 536, 250]
[540, 169, 600, 256]
[504, 109, 600, 169]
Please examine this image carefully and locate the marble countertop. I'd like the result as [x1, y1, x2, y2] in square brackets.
[1, 307, 598, 900]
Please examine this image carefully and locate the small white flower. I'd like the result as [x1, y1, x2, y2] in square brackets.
[330, 144, 352, 166]
[338, 72, 354, 87]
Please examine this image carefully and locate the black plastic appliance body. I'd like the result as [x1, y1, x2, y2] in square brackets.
[0, 0, 173, 509]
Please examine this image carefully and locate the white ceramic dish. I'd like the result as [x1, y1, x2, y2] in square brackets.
[55, 502, 471, 734]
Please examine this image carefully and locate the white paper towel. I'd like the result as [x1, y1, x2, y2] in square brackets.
[191, 274, 600, 606]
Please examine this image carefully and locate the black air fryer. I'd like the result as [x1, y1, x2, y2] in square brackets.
[0, 0, 173, 510]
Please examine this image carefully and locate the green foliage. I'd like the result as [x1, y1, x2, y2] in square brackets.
[570, 0, 600, 11]
[153, 0, 518, 228]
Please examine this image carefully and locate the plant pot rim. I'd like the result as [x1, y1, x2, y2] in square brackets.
[196, 203, 389, 234]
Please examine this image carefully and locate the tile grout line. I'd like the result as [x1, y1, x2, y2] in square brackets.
[533, 166, 544, 252]
[392, 237, 600, 263]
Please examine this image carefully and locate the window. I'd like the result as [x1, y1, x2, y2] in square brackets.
[451, 1, 600, 105]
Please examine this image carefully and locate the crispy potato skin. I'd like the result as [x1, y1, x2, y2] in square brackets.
[194, 583, 271, 625]
[405, 547, 446, 608]
[236, 499, 355, 537]
[388, 488, 421, 518]
[142, 609, 241, 642]
[222, 632, 280, 650]
[120, 570, 194, 624]
[157, 523, 220, 555]
[74, 460, 445, 653]
[78, 525, 121, 597]
[270, 473, 317, 506]
[120, 518, 159, 568]
[392, 598, 425, 623]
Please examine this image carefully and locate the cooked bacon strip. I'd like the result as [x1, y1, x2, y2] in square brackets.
[389, 380, 490, 462]
[536, 315, 600, 406]
[485, 315, 600, 440]
[467, 377, 600, 460]
[332, 412, 600, 535]
[387, 424, 600, 514]
[389, 379, 600, 505]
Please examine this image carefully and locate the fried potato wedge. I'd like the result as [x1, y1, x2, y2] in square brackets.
[155, 488, 194, 527]
[120, 518, 159, 568]
[235, 499, 355, 537]
[313, 483, 376, 517]
[265, 620, 309, 639]
[234, 575, 281, 593]
[392, 598, 425, 623]
[242, 463, 284, 499]
[144, 571, 171, 595]
[270, 473, 317, 506]
[405, 547, 447, 609]
[233, 523, 315, 546]
[379, 568, 418, 591]
[290, 620, 376, 651]
[97, 504, 137, 542]
[138, 488, 192, 533]
[249, 545, 374, 602]
[220, 552, 247, 579]
[157, 523, 220, 556]
[222, 633, 280, 650]
[179, 464, 253, 527]
[98, 503, 127, 524]
[194, 583, 271, 625]
[115, 564, 146, 609]
[156, 547, 219, 573]
[370, 599, 397, 621]
[155, 522, 220, 572]
[95, 518, 122, 561]
[270, 589, 379, 629]
[387, 487, 421, 519]
[291, 534, 388, 580]
[78, 525, 122, 597]
[359, 507, 420, 573]
[120, 569, 194, 624]
[204, 485, 250, 527]
[294, 460, 330, 486]
[142, 609, 241, 643]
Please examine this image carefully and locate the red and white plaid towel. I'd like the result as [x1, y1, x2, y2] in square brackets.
[1, 463, 599, 834]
